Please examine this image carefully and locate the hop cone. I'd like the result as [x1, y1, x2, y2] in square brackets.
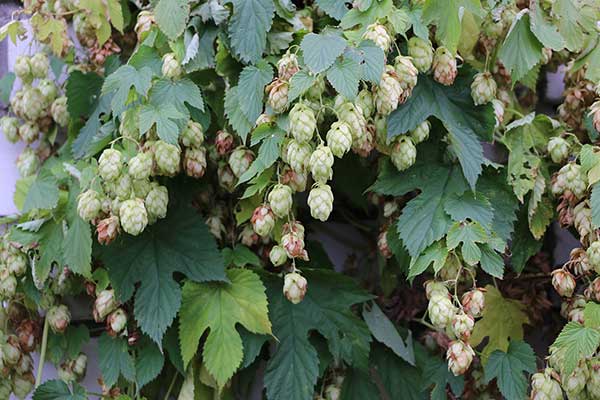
[308, 183, 334, 221]
[119, 198, 148, 236]
[289, 102, 316, 143]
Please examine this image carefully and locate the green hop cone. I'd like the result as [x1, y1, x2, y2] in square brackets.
[394, 55, 418, 102]
[326, 121, 353, 158]
[432, 47, 457, 86]
[563, 361, 588, 397]
[18, 122, 39, 144]
[362, 23, 391, 52]
[1, 117, 19, 143]
[12, 373, 35, 399]
[77, 189, 102, 222]
[410, 120, 430, 144]
[145, 184, 169, 223]
[181, 120, 204, 148]
[38, 79, 58, 105]
[119, 198, 148, 236]
[14, 55, 32, 84]
[22, 87, 45, 121]
[128, 152, 153, 180]
[30, 52, 49, 78]
[98, 149, 123, 181]
[338, 102, 366, 141]
[16, 148, 40, 177]
[154, 141, 181, 176]
[355, 89, 374, 119]
[587, 241, 600, 272]
[228, 146, 254, 178]
[428, 293, 456, 328]
[119, 108, 140, 139]
[132, 178, 154, 199]
[289, 102, 316, 143]
[562, 163, 587, 199]
[184, 147, 207, 178]
[391, 136, 417, 171]
[375, 68, 402, 115]
[277, 51, 299, 81]
[269, 245, 288, 266]
[268, 184, 293, 218]
[162, 53, 182, 78]
[547, 136, 569, 164]
[114, 173, 133, 200]
[307, 183, 334, 221]
[287, 139, 312, 173]
[51, 96, 69, 127]
[407, 37, 433, 72]
[251, 204, 275, 237]
[309, 145, 334, 183]
[267, 79, 289, 114]
[588, 360, 600, 399]
[470, 72, 497, 105]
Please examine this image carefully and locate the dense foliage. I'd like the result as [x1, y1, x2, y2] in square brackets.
[0, 0, 600, 398]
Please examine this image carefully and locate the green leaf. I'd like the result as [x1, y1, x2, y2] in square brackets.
[387, 69, 494, 189]
[139, 103, 186, 144]
[223, 245, 263, 267]
[301, 32, 347, 74]
[510, 209, 542, 273]
[239, 328, 269, 369]
[422, 0, 467, 54]
[63, 188, 92, 277]
[264, 269, 372, 400]
[98, 333, 136, 387]
[479, 244, 504, 279]
[326, 55, 361, 100]
[149, 78, 205, 115]
[238, 124, 285, 184]
[47, 325, 90, 365]
[135, 337, 165, 388]
[484, 340, 536, 400]
[0, 71, 15, 104]
[155, 0, 189, 40]
[340, 369, 379, 400]
[371, 343, 427, 400]
[98, 205, 226, 345]
[24, 220, 64, 286]
[129, 45, 163, 75]
[237, 61, 274, 122]
[179, 269, 272, 387]
[352, 40, 385, 84]
[66, 71, 104, 120]
[224, 86, 253, 142]
[444, 191, 494, 229]
[408, 240, 449, 278]
[102, 65, 153, 115]
[422, 350, 464, 400]
[72, 94, 113, 159]
[227, 0, 275, 64]
[471, 285, 530, 363]
[552, 0, 586, 52]
[551, 322, 600, 377]
[33, 380, 87, 400]
[315, 0, 350, 20]
[591, 184, 600, 228]
[530, 1, 565, 51]
[498, 12, 543, 84]
[22, 169, 60, 213]
[446, 221, 488, 266]
[362, 302, 414, 365]
[340, 0, 393, 33]
[288, 70, 317, 104]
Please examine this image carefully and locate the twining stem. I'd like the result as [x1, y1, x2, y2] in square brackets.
[163, 371, 178, 400]
[35, 316, 50, 387]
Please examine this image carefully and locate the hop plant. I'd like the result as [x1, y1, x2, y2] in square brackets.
[407, 37, 433, 72]
[451, 313, 474, 341]
[180, 120, 204, 148]
[362, 23, 392, 52]
[268, 184, 293, 218]
[277, 51, 299, 81]
[119, 198, 148, 236]
[289, 102, 316, 143]
[135, 10, 155, 41]
[461, 288, 485, 317]
[446, 341, 475, 376]
[107, 308, 128, 336]
[425, 280, 449, 300]
[228, 146, 254, 178]
[18, 122, 39, 144]
[51, 96, 69, 127]
[98, 149, 123, 181]
[355, 89, 374, 118]
[547, 136, 569, 164]
[590, 101, 600, 133]
[14, 55, 32, 83]
[269, 245, 288, 266]
[432, 47, 457, 86]
[154, 141, 181, 176]
[394, 55, 418, 102]
[428, 293, 455, 328]
[251, 205, 276, 237]
[563, 361, 589, 397]
[162, 53, 182, 78]
[1, 116, 19, 143]
[287, 139, 312, 173]
[215, 130, 234, 155]
[97, 216, 120, 245]
[93, 289, 117, 322]
[30, 53, 49, 78]
[390, 137, 416, 171]
[551, 269, 576, 297]
[22, 87, 45, 121]
[77, 190, 102, 222]
[377, 230, 392, 259]
[326, 121, 353, 158]
[128, 152, 153, 180]
[47, 304, 71, 334]
[145, 184, 169, 223]
[184, 147, 207, 178]
[531, 369, 563, 400]
[16, 148, 39, 177]
[283, 272, 307, 304]
[309, 145, 334, 183]
[266, 79, 289, 113]
[338, 102, 366, 141]
[375, 67, 402, 115]
[471, 72, 497, 105]
[410, 120, 430, 144]
[308, 183, 334, 221]
[38, 79, 58, 104]
[588, 241, 600, 272]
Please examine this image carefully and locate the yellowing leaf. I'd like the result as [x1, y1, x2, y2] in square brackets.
[31, 14, 67, 55]
[179, 269, 272, 388]
[470, 285, 530, 363]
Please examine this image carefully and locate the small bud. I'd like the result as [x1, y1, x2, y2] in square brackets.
[107, 308, 128, 336]
[94, 289, 118, 322]
[424, 280, 449, 300]
[283, 272, 307, 304]
[269, 246, 288, 266]
[47, 304, 71, 334]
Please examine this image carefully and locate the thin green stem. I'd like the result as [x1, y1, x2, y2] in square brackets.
[35, 316, 50, 387]
[163, 371, 178, 400]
